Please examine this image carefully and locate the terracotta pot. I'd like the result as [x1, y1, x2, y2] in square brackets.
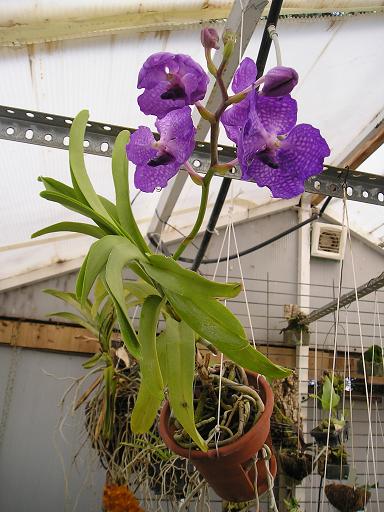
[159, 372, 276, 502]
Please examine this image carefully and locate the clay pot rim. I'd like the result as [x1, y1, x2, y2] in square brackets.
[159, 372, 273, 460]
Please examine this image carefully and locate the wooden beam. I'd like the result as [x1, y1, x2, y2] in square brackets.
[0, 318, 99, 354]
[0, 317, 363, 378]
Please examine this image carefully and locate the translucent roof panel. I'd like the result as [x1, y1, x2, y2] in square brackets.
[0, 10, 383, 279]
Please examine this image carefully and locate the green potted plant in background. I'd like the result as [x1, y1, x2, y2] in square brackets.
[271, 375, 314, 485]
[358, 344, 384, 377]
[317, 444, 349, 480]
[280, 307, 310, 346]
[310, 373, 347, 446]
[33, 22, 329, 506]
[283, 496, 304, 512]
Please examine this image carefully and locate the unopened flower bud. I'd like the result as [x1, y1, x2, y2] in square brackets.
[201, 27, 219, 50]
[222, 30, 236, 62]
[262, 66, 299, 97]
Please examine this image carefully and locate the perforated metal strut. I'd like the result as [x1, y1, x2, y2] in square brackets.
[1, 104, 384, 206]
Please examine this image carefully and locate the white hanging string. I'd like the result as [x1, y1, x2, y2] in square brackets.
[364, 292, 379, 493]
[230, 222, 256, 349]
[310, 321, 319, 509]
[345, 308, 356, 470]
[320, 193, 347, 512]
[344, 199, 380, 510]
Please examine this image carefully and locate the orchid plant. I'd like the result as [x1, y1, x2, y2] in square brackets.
[33, 27, 329, 453]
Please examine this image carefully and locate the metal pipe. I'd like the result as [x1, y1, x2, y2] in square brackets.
[190, 0, 285, 271]
[304, 271, 384, 325]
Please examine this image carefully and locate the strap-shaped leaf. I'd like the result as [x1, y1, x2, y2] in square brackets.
[128, 262, 155, 287]
[32, 222, 105, 240]
[143, 254, 241, 299]
[166, 291, 291, 379]
[77, 235, 126, 304]
[40, 175, 119, 223]
[113, 130, 149, 254]
[157, 316, 207, 451]
[108, 292, 140, 359]
[91, 277, 109, 319]
[40, 190, 119, 235]
[69, 110, 115, 223]
[44, 289, 92, 320]
[105, 243, 148, 315]
[124, 280, 160, 301]
[48, 311, 98, 336]
[131, 295, 164, 433]
[39, 176, 78, 198]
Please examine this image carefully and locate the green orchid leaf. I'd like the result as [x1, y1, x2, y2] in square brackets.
[104, 241, 148, 357]
[166, 291, 291, 379]
[76, 235, 127, 304]
[113, 130, 149, 254]
[40, 190, 119, 235]
[39, 176, 78, 198]
[69, 110, 115, 223]
[39, 176, 120, 227]
[110, 295, 140, 359]
[143, 254, 242, 299]
[98, 196, 119, 223]
[44, 289, 92, 320]
[321, 376, 340, 412]
[157, 316, 207, 451]
[128, 262, 155, 287]
[91, 277, 109, 319]
[82, 352, 102, 369]
[123, 280, 160, 301]
[32, 222, 105, 239]
[47, 311, 99, 336]
[131, 295, 164, 434]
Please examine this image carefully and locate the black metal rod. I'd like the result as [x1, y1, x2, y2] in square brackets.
[190, 0, 284, 272]
[150, 198, 332, 265]
[190, 178, 232, 270]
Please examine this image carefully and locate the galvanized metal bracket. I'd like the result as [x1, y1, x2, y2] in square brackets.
[1, 104, 384, 205]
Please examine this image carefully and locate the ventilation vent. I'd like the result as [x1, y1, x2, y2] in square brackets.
[311, 223, 347, 261]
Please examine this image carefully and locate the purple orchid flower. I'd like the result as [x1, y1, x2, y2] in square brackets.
[237, 92, 330, 198]
[222, 58, 299, 144]
[126, 106, 196, 193]
[137, 53, 209, 119]
[221, 57, 257, 145]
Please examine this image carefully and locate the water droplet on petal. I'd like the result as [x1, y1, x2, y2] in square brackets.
[155, 187, 162, 192]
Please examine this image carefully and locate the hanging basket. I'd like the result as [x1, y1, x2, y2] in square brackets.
[318, 462, 350, 480]
[325, 483, 371, 512]
[279, 450, 313, 483]
[159, 372, 276, 503]
[310, 424, 348, 447]
[357, 358, 384, 377]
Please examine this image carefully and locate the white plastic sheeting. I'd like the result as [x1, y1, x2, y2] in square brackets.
[0, 11, 383, 279]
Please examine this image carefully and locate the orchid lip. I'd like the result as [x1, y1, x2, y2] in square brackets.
[161, 84, 186, 100]
[147, 153, 174, 167]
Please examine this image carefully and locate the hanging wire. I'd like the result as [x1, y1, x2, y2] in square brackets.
[320, 190, 347, 512]
[345, 309, 356, 470]
[345, 197, 381, 511]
